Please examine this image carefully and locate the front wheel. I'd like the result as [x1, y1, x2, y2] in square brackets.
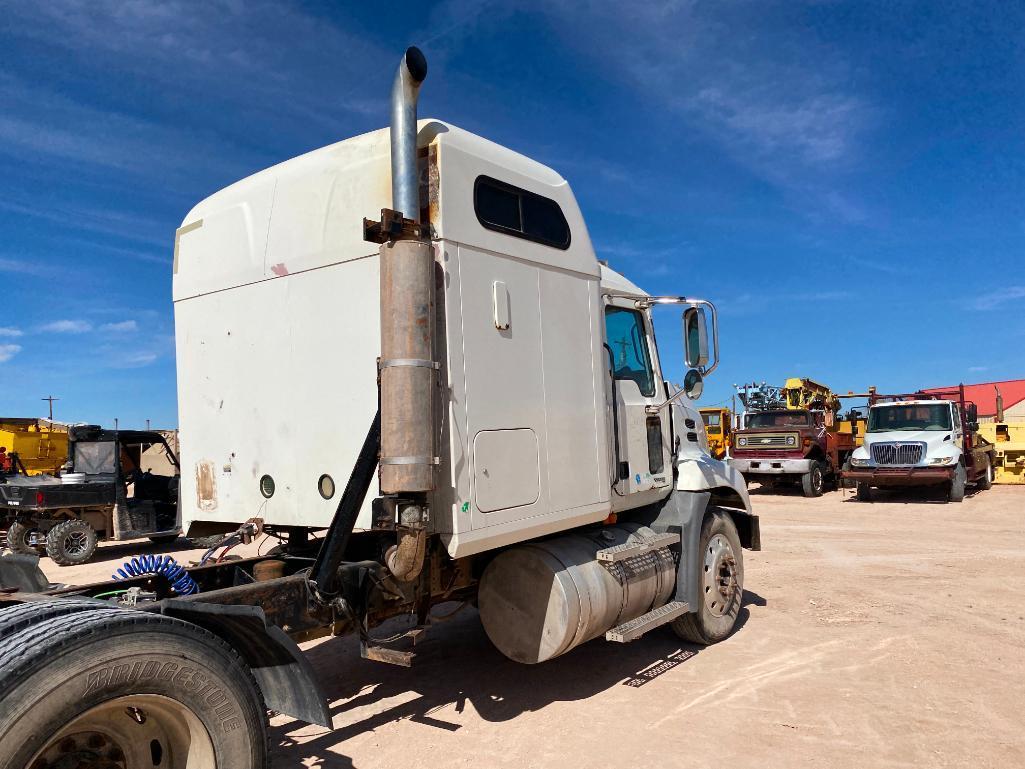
[670, 510, 744, 645]
[801, 462, 825, 497]
[948, 463, 966, 503]
[0, 604, 269, 769]
[45, 518, 98, 566]
[856, 482, 872, 502]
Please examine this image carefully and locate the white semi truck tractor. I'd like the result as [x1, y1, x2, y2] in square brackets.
[0, 48, 759, 768]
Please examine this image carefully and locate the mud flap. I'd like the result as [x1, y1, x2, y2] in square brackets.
[637, 490, 709, 613]
[0, 552, 51, 593]
[160, 599, 332, 728]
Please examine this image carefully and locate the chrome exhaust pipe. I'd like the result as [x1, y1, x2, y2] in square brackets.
[390, 46, 428, 222]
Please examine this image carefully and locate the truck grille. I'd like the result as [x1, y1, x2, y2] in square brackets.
[871, 442, 925, 466]
[737, 433, 794, 449]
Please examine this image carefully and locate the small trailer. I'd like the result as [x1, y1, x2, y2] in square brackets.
[0, 48, 759, 768]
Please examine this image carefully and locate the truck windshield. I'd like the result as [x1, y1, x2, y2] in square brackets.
[868, 404, 952, 432]
[73, 441, 116, 474]
[746, 411, 809, 428]
[702, 412, 721, 427]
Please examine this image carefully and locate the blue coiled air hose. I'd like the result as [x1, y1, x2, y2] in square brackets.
[113, 554, 199, 596]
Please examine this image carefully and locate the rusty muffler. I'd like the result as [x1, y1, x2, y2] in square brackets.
[377, 48, 433, 582]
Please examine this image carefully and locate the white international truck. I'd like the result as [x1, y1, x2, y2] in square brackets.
[843, 387, 995, 502]
[0, 48, 759, 768]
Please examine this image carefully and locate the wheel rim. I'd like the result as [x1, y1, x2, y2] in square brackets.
[63, 530, 90, 556]
[703, 533, 739, 617]
[813, 467, 823, 492]
[28, 694, 216, 769]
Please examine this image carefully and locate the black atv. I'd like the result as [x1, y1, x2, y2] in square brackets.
[0, 426, 180, 565]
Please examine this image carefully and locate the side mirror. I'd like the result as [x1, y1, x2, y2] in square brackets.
[683, 369, 704, 400]
[683, 307, 709, 370]
[967, 404, 978, 423]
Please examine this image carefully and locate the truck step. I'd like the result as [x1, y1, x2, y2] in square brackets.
[360, 626, 426, 667]
[605, 601, 689, 643]
[596, 532, 678, 563]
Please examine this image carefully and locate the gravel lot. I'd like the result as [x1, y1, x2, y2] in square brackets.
[36, 484, 1025, 769]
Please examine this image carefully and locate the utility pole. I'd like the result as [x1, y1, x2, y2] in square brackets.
[41, 395, 59, 421]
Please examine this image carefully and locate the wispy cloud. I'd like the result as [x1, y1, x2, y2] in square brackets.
[0, 327, 23, 337]
[39, 319, 93, 334]
[100, 320, 138, 333]
[0, 257, 52, 277]
[968, 285, 1025, 311]
[0, 344, 22, 362]
[968, 365, 989, 373]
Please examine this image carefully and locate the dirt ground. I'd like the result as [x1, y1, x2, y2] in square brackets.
[36, 484, 1025, 769]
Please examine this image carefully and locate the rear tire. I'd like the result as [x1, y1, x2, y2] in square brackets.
[45, 518, 98, 566]
[856, 482, 872, 502]
[948, 463, 966, 503]
[0, 606, 269, 769]
[670, 510, 744, 645]
[5, 520, 42, 555]
[801, 462, 825, 497]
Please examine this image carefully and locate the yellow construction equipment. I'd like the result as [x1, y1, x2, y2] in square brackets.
[977, 421, 1025, 484]
[0, 419, 69, 475]
[699, 407, 731, 459]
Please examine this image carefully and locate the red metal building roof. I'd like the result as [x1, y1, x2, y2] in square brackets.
[921, 378, 1025, 416]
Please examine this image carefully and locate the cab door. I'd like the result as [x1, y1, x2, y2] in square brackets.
[603, 298, 672, 508]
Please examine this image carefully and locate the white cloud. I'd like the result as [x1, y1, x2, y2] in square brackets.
[969, 285, 1025, 311]
[0, 327, 23, 337]
[39, 319, 93, 333]
[0, 344, 22, 362]
[100, 320, 138, 333]
[968, 366, 989, 373]
[110, 351, 158, 368]
[0, 257, 51, 277]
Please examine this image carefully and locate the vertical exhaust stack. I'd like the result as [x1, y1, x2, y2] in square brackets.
[379, 46, 435, 502]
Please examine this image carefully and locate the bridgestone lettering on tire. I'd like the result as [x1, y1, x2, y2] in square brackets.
[0, 605, 269, 769]
[670, 509, 744, 645]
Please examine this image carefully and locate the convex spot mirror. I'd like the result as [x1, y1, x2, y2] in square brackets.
[683, 307, 709, 370]
[684, 369, 704, 400]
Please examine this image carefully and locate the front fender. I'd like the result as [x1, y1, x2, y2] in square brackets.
[676, 453, 752, 512]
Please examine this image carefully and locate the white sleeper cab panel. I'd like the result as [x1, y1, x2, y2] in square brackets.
[175, 259, 382, 532]
[473, 429, 541, 512]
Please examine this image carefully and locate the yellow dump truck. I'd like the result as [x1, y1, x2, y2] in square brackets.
[977, 422, 1025, 484]
[0, 419, 68, 476]
[699, 407, 731, 459]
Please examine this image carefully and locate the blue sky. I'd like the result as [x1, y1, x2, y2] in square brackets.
[1, 0, 1023, 427]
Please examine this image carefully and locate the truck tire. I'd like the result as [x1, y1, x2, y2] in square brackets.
[45, 518, 98, 566]
[977, 456, 993, 491]
[856, 482, 872, 502]
[0, 597, 114, 638]
[0, 607, 269, 769]
[948, 464, 966, 503]
[801, 462, 825, 497]
[5, 520, 43, 555]
[670, 510, 744, 645]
